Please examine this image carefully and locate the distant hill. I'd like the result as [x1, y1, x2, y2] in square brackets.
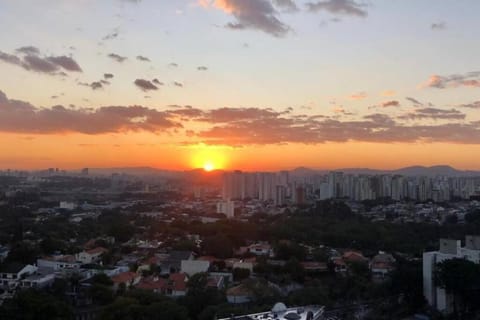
[86, 167, 180, 177]
[291, 165, 480, 177]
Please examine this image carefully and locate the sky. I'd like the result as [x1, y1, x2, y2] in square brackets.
[1, 0, 480, 171]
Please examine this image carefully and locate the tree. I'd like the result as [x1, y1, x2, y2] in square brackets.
[233, 268, 250, 281]
[202, 234, 233, 259]
[435, 258, 480, 318]
[0, 289, 73, 320]
[99, 294, 189, 320]
[181, 273, 225, 319]
[89, 273, 114, 305]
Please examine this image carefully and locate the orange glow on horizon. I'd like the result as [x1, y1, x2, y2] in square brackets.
[189, 144, 228, 170]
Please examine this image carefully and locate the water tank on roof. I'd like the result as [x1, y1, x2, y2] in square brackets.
[271, 303, 287, 313]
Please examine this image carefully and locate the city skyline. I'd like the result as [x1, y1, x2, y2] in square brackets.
[1, 0, 480, 170]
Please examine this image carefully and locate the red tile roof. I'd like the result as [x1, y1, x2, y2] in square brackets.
[111, 272, 138, 284]
[86, 247, 108, 255]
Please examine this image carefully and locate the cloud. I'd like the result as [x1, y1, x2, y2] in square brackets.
[134, 79, 158, 91]
[136, 55, 151, 62]
[152, 79, 164, 85]
[405, 97, 423, 106]
[3, 88, 480, 145]
[398, 108, 465, 121]
[431, 22, 446, 30]
[348, 92, 367, 100]
[104, 73, 114, 79]
[381, 90, 396, 97]
[421, 72, 480, 89]
[197, 66, 208, 71]
[306, 0, 368, 17]
[459, 101, 480, 109]
[15, 46, 40, 55]
[46, 56, 82, 72]
[380, 100, 400, 108]
[102, 31, 119, 41]
[192, 108, 480, 146]
[78, 80, 107, 91]
[107, 53, 128, 63]
[173, 81, 184, 87]
[0, 90, 180, 134]
[200, 0, 291, 37]
[169, 62, 178, 67]
[273, 0, 298, 12]
[0, 48, 82, 75]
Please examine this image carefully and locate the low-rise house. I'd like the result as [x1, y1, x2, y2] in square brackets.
[342, 251, 369, 264]
[370, 252, 396, 278]
[136, 273, 188, 297]
[37, 255, 81, 271]
[0, 263, 37, 289]
[20, 267, 56, 289]
[232, 261, 254, 273]
[75, 247, 108, 264]
[207, 275, 225, 290]
[226, 284, 254, 304]
[248, 242, 273, 257]
[180, 260, 210, 276]
[301, 262, 328, 273]
[159, 251, 194, 274]
[111, 271, 141, 291]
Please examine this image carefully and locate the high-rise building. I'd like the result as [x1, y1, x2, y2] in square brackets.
[217, 200, 235, 218]
[222, 171, 243, 200]
[259, 172, 275, 201]
[274, 185, 287, 206]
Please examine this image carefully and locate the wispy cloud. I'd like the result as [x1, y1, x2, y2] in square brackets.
[306, 0, 368, 17]
[107, 53, 128, 63]
[273, 0, 298, 12]
[136, 55, 151, 62]
[421, 72, 480, 89]
[431, 21, 446, 30]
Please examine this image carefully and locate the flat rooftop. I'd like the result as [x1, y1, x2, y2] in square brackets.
[219, 304, 324, 320]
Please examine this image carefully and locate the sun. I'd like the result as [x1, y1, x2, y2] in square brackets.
[203, 161, 215, 172]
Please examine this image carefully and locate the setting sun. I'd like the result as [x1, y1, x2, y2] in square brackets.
[203, 161, 215, 172]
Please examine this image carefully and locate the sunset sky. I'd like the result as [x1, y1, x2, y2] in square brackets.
[1, 0, 480, 171]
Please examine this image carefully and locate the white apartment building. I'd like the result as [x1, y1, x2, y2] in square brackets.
[423, 236, 480, 314]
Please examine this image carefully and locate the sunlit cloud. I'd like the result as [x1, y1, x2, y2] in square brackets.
[199, 0, 291, 37]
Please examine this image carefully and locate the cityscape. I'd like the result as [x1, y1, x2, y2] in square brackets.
[1, 0, 480, 319]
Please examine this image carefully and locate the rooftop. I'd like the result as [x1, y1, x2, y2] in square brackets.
[218, 303, 324, 320]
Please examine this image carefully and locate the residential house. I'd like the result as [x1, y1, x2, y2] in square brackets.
[37, 255, 81, 271]
[20, 267, 56, 289]
[75, 247, 108, 264]
[159, 251, 194, 274]
[370, 252, 396, 278]
[111, 271, 141, 291]
[226, 284, 254, 304]
[0, 263, 37, 289]
[180, 260, 210, 276]
[136, 273, 188, 297]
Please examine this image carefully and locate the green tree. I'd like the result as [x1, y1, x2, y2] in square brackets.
[0, 289, 73, 320]
[435, 258, 480, 318]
